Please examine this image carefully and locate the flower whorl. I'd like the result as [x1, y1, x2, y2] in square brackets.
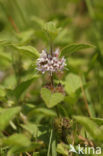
[36, 49, 66, 74]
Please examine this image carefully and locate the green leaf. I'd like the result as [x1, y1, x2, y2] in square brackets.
[0, 52, 11, 63]
[41, 88, 64, 108]
[73, 116, 103, 141]
[33, 152, 39, 156]
[56, 143, 69, 156]
[0, 107, 21, 132]
[61, 43, 95, 57]
[28, 108, 56, 118]
[21, 122, 39, 137]
[65, 73, 81, 95]
[91, 117, 103, 126]
[52, 139, 57, 156]
[43, 22, 60, 41]
[16, 29, 35, 43]
[3, 133, 31, 147]
[0, 40, 11, 46]
[31, 16, 45, 28]
[0, 86, 6, 98]
[3, 74, 17, 89]
[73, 116, 98, 137]
[13, 77, 38, 100]
[7, 142, 41, 156]
[12, 45, 40, 58]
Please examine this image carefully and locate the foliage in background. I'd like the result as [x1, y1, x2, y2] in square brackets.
[0, 0, 103, 155]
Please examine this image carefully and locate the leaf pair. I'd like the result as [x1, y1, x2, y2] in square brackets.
[43, 22, 61, 41]
[41, 88, 64, 108]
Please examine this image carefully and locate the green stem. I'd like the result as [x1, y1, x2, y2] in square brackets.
[50, 72, 53, 86]
[47, 129, 53, 156]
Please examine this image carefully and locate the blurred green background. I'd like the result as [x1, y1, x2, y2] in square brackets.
[0, 0, 103, 155]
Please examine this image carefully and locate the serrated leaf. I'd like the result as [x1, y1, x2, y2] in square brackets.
[41, 88, 64, 108]
[65, 73, 81, 95]
[12, 45, 40, 58]
[61, 43, 95, 57]
[0, 107, 21, 132]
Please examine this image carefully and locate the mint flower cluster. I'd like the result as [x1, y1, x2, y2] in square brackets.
[36, 49, 66, 74]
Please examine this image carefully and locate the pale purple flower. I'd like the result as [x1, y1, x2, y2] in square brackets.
[36, 49, 66, 74]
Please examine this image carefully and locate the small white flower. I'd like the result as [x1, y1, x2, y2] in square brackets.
[36, 49, 66, 74]
[40, 50, 47, 58]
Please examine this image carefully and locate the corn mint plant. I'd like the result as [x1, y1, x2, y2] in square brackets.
[0, 0, 103, 155]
